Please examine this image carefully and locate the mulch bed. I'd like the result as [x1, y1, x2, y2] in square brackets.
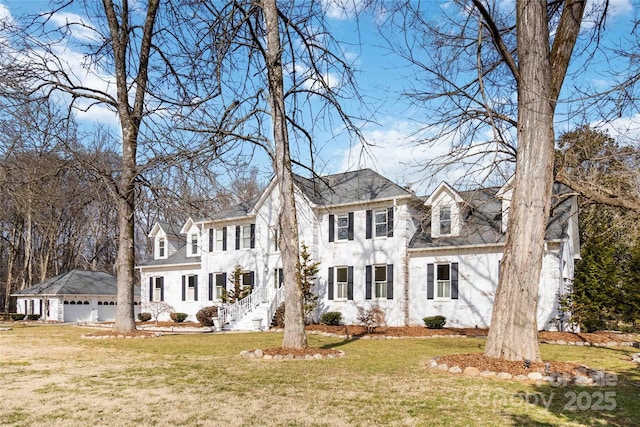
[436, 353, 584, 377]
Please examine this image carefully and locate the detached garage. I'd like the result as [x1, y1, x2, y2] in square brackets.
[12, 269, 141, 323]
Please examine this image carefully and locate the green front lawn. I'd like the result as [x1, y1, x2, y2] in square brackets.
[1, 325, 638, 426]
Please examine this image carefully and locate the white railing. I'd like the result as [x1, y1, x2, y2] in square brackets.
[219, 286, 270, 324]
[266, 286, 285, 327]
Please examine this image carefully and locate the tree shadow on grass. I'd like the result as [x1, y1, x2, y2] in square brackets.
[508, 365, 640, 427]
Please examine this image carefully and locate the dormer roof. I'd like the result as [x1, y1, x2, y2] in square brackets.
[180, 217, 200, 234]
[424, 182, 465, 206]
[149, 222, 182, 239]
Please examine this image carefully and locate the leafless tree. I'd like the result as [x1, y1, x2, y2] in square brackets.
[186, 0, 364, 349]
[0, 1, 241, 331]
[379, 0, 637, 361]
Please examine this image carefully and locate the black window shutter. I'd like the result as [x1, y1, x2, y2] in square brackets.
[250, 224, 255, 248]
[222, 273, 227, 291]
[181, 276, 186, 301]
[366, 210, 372, 239]
[451, 262, 459, 299]
[208, 273, 213, 300]
[348, 212, 354, 240]
[328, 214, 335, 242]
[427, 263, 434, 299]
[222, 226, 227, 251]
[365, 265, 372, 300]
[249, 271, 255, 289]
[347, 266, 354, 300]
[194, 275, 198, 301]
[160, 277, 164, 301]
[279, 268, 284, 287]
[327, 267, 334, 300]
[387, 207, 394, 237]
[209, 229, 213, 251]
[386, 264, 394, 299]
[149, 277, 153, 302]
[235, 226, 240, 250]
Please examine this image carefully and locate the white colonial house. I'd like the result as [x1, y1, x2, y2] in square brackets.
[137, 169, 579, 330]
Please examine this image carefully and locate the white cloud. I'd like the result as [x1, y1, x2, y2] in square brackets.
[327, 120, 511, 195]
[592, 113, 640, 146]
[48, 11, 99, 42]
[321, 0, 366, 21]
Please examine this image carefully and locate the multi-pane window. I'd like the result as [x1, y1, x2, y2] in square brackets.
[241, 225, 252, 249]
[215, 273, 226, 299]
[189, 233, 199, 256]
[374, 265, 387, 298]
[375, 209, 388, 237]
[436, 264, 451, 299]
[152, 277, 164, 301]
[336, 267, 348, 300]
[242, 271, 254, 289]
[440, 207, 452, 235]
[158, 238, 165, 258]
[337, 214, 349, 240]
[186, 275, 197, 300]
[214, 229, 224, 251]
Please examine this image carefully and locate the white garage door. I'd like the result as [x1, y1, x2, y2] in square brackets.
[63, 301, 92, 322]
[98, 303, 117, 321]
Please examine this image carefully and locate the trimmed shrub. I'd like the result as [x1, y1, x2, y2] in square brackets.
[11, 313, 26, 321]
[423, 315, 446, 329]
[137, 312, 152, 322]
[170, 312, 188, 323]
[274, 302, 285, 328]
[582, 318, 606, 333]
[26, 314, 41, 321]
[320, 311, 342, 326]
[196, 306, 219, 327]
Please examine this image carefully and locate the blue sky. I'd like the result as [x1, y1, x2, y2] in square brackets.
[1, 0, 638, 195]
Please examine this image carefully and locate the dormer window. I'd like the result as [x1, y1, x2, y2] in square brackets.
[158, 238, 165, 258]
[440, 207, 452, 235]
[188, 233, 199, 256]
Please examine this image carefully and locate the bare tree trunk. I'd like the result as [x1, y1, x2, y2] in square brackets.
[262, 0, 307, 349]
[485, 0, 555, 362]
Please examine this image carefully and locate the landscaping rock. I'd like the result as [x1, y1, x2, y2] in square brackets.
[428, 359, 439, 369]
[313, 354, 323, 360]
[573, 375, 594, 385]
[463, 366, 480, 377]
[239, 350, 249, 357]
[448, 366, 462, 374]
[496, 372, 512, 380]
[436, 363, 449, 371]
[274, 354, 283, 360]
[480, 371, 496, 378]
[513, 375, 528, 381]
[254, 349, 264, 358]
[263, 354, 273, 360]
[527, 372, 543, 381]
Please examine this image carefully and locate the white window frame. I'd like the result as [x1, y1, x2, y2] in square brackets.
[188, 233, 199, 256]
[374, 209, 388, 237]
[335, 266, 348, 300]
[215, 273, 226, 300]
[336, 214, 349, 241]
[241, 225, 252, 249]
[436, 264, 451, 300]
[186, 275, 197, 301]
[214, 228, 224, 251]
[439, 206, 452, 235]
[374, 265, 387, 299]
[152, 277, 163, 301]
[158, 237, 166, 258]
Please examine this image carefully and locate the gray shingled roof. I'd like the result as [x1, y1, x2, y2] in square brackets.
[409, 183, 575, 249]
[294, 168, 413, 206]
[12, 269, 139, 296]
[137, 243, 201, 268]
[156, 222, 183, 239]
[206, 195, 261, 221]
